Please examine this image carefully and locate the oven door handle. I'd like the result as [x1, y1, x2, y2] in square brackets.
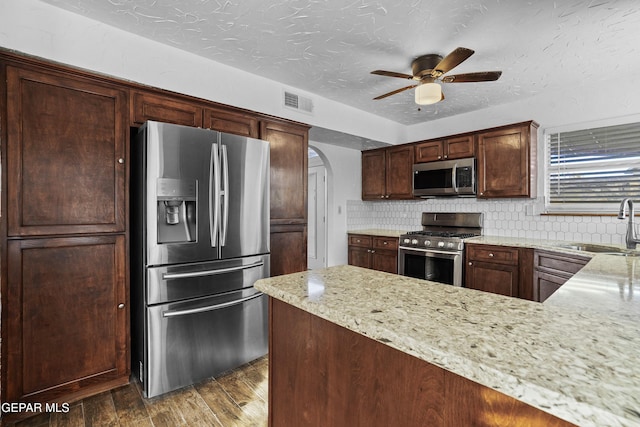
[399, 247, 460, 256]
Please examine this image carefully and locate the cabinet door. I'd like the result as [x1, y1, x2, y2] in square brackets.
[6, 236, 128, 403]
[204, 107, 259, 138]
[361, 149, 386, 200]
[477, 124, 533, 198]
[261, 120, 308, 225]
[271, 224, 307, 276]
[6, 66, 127, 236]
[371, 250, 398, 274]
[130, 90, 203, 127]
[348, 246, 372, 269]
[385, 145, 414, 199]
[533, 271, 567, 303]
[415, 140, 444, 163]
[444, 135, 474, 159]
[466, 261, 519, 297]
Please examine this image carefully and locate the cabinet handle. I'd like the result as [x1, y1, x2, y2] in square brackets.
[117, 158, 125, 164]
[118, 303, 125, 309]
[468, 262, 473, 266]
[489, 253, 494, 257]
[444, 155, 448, 159]
[371, 250, 376, 253]
[383, 241, 388, 245]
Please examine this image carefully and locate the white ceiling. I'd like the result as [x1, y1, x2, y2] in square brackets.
[39, 0, 640, 128]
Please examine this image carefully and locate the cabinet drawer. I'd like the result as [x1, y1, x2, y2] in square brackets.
[349, 235, 372, 248]
[373, 237, 398, 251]
[535, 250, 589, 277]
[467, 244, 518, 265]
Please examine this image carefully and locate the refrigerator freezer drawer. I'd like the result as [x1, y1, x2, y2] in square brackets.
[146, 254, 269, 305]
[143, 289, 268, 398]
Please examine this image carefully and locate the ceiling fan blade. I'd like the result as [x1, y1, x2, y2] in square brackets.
[371, 70, 414, 80]
[441, 71, 502, 83]
[433, 47, 474, 75]
[373, 84, 417, 100]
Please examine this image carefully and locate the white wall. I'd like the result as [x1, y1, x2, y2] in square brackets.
[0, 0, 404, 145]
[308, 141, 362, 266]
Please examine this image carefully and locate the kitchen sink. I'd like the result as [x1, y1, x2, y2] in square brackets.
[554, 243, 640, 256]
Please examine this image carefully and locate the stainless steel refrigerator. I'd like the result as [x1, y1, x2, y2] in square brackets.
[131, 121, 270, 398]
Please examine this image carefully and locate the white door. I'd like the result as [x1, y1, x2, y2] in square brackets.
[308, 164, 326, 269]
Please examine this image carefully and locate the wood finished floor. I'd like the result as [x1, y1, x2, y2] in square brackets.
[5, 356, 268, 427]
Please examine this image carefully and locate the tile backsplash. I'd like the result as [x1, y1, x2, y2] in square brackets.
[347, 198, 629, 245]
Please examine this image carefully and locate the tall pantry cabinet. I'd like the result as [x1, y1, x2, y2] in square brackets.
[1, 59, 129, 406]
[1, 50, 310, 413]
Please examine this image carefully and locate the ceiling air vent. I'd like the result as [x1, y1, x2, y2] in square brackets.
[283, 90, 314, 114]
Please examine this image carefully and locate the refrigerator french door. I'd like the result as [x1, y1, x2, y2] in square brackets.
[131, 121, 270, 398]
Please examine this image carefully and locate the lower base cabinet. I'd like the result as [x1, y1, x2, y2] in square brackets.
[270, 224, 307, 276]
[269, 298, 575, 426]
[347, 234, 398, 274]
[465, 244, 534, 300]
[533, 250, 589, 302]
[5, 236, 128, 408]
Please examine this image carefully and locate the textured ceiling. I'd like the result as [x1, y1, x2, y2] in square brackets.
[39, 0, 640, 127]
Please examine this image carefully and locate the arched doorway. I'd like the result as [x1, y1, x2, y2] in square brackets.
[308, 147, 327, 269]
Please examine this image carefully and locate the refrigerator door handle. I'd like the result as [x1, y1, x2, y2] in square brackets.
[209, 143, 221, 247]
[162, 292, 264, 318]
[220, 144, 229, 246]
[161, 261, 265, 280]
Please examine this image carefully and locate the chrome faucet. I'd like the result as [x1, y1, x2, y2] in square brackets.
[618, 198, 640, 249]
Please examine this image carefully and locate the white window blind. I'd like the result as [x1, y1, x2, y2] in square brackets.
[547, 121, 640, 206]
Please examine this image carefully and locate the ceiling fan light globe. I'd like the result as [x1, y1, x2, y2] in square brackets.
[415, 83, 442, 105]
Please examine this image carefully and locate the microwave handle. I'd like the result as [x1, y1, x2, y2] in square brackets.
[452, 163, 458, 193]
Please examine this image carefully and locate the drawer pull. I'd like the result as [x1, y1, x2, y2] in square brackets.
[489, 253, 494, 257]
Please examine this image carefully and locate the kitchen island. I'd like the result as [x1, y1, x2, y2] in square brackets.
[254, 258, 640, 426]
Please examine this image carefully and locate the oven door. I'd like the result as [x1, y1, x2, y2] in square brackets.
[398, 247, 463, 286]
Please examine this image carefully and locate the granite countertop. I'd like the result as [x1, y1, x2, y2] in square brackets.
[347, 228, 404, 238]
[255, 240, 640, 427]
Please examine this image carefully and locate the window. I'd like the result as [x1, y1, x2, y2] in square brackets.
[545, 117, 640, 213]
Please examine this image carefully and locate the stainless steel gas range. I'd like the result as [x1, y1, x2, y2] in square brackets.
[398, 212, 483, 286]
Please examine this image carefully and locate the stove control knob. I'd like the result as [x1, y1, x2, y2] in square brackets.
[411, 239, 419, 245]
[403, 238, 411, 244]
[437, 241, 445, 248]
[424, 240, 431, 247]
[447, 242, 455, 249]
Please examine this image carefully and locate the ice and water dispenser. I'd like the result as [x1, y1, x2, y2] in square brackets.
[156, 178, 197, 244]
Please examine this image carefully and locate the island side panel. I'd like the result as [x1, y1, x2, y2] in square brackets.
[269, 298, 445, 426]
[268, 297, 576, 427]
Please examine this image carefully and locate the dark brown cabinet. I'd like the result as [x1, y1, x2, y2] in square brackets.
[2, 59, 130, 410]
[362, 145, 414, 200]
[6, 236, 128, 404]
[203, 106, 259, 138]
[465, 244, 534, 300]
[261, 120, 309, 276]
[414, 134, 474, 163]
[477, 121, 538, 198]
[6, 65, 127, 237]
[130, 90, 203, 127]
[533, 250, 589, 302]
[348, 234, 399, 274]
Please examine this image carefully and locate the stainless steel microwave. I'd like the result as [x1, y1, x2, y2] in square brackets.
[412, 157, 476, 197]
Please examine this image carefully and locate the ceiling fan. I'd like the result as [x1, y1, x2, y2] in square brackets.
[371, 47, 502, 105]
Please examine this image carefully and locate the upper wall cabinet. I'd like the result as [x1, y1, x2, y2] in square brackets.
[260, 119, 309, 225]
[362, 145, 414, 200]
[6, 65, 128, 236]
[414, 134, 474, 163]
[203, 107, 259, 138]
[131, 90, 203, 127]
[476, 121, 539, 198]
